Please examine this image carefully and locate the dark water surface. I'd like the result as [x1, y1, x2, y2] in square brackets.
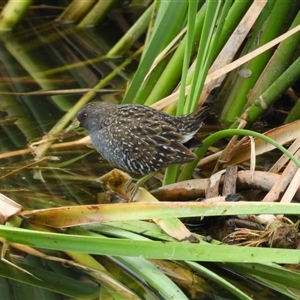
[0, 19, 130, 209]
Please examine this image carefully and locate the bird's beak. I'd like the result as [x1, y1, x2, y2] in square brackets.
[66, 118, 80, 132]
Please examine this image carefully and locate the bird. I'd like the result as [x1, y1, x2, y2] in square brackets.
[69, 101, 207, 176]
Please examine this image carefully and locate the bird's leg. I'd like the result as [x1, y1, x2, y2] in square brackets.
[126, 171, 158, 201]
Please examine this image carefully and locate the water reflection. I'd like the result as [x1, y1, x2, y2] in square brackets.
[0, 23, 127, 208]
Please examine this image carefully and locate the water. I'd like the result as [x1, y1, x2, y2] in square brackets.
[0, 20, 129, 208]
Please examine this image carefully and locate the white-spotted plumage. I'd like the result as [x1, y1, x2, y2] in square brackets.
[75, 101, 207, 175]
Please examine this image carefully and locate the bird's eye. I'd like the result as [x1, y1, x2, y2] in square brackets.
[82, 113, 88, 119]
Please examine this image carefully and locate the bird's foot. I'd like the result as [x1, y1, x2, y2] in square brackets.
[126, 171, 158, 201]
[124, 178, 137, 195]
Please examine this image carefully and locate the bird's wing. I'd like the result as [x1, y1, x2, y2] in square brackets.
[110, 117, 196, 167]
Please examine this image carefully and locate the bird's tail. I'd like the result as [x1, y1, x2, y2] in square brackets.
[177, 106, 208, 137]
